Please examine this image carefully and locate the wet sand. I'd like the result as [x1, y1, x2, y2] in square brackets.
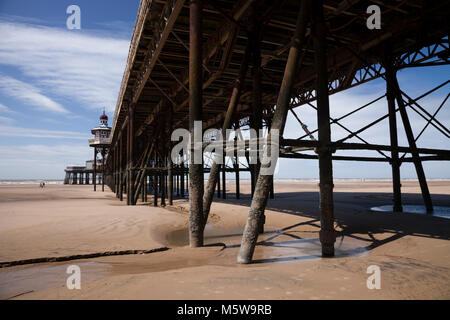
[0, 180, 449, 299]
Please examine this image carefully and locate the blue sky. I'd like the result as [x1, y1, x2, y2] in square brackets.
[280, 66, 450, 179]
[0, 0, 139, 179]
[0, 1, 448, 180]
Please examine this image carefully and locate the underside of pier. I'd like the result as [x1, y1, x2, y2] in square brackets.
[105, 0, 450, 263]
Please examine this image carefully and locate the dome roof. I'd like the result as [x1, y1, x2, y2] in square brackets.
[100, 111, 108, 121]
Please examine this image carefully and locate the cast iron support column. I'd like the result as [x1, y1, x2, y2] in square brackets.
[126, 120, 131, 205]
[119, 133, 124, 201]
[234, 136, 240, 199]
[141, 170, 145, 203]
[168, 169, 173, 206]
[266, 119, 274, 200]
[202, 41, 251, 223]
[390, 68, 433, 212]
[222, 151, 226, 199]
[161, 157, 166, 207]
[313, 0, 335, 257]
[180, 149, 185, 198]
[384, 60, 403, 212]
[114, 147, 118, 194]
[115, 145, 119, 197]
[144, 174, 148, 202]
[168, 105, 174, 205]
[111, 148, 115, 191]
[237, 0, 311, 264]
[250, 166, 255, 197]
[189, 0, 204, 247]
[175, 171, 180, 197]
[269, 176, 274, 199]
[102, 146, 105, 192]
[217, 170, 221, 198]
[93, 147, 97, 191]
[168, 160, 173, 205]
[128, 105, 136, 205]
[250, 6, 263, 233]
[153, 161, 158, 207]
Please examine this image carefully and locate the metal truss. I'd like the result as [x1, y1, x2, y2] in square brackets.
[291, 36, 449, 109]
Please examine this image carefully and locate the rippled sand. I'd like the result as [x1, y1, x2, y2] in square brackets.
[0, 181, 449, 299]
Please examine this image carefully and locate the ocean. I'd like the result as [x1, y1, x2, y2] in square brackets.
[0, 180, 64, 185]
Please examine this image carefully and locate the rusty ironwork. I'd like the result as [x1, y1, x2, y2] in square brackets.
[384, 56, 403, 213]
[312, 0, 336, 257]
[238, 0, 311, 264]
[103, 0, 450, 264]
[188, 0, 204, 247]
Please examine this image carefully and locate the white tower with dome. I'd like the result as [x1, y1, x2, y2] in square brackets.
[89, 110, 111, 192]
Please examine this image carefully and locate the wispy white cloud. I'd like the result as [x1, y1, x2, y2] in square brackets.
[0, 103, 16, 114]
[0, 124, 90, 139]
[0, 75, 69, 113]
[0, 143, 92, 179]
[0, 14, 47, 25]
[0, 144, 89, 162]
[0, 21, 129, 112]
[0, 116, 14, 124]
[93, 20, 134, 39]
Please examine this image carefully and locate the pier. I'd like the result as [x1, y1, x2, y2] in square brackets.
[101, 0, 449, 264]
[64, 111, 111, 190]
[64, 165, 93, 185]
[64, 163, 104, 186]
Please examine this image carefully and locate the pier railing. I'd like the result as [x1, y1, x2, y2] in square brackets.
[88, 137, 111, 146]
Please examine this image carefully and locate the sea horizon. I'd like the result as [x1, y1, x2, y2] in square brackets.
[2, 177, 450, 185]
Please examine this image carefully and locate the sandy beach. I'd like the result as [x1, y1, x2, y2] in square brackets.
[0, 180, 449, 300]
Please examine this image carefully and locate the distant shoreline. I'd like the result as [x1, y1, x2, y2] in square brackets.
[0, 180, 65, 185]
[1, 178, 450, 185]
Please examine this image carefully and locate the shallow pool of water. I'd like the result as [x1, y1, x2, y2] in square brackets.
[167, 224, 368, 265]
[167, 225, 278, 247]
[371, 205, 450, 219]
